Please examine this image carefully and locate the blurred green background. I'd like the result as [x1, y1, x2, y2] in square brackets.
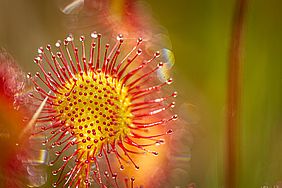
[0, 0, 281, 187]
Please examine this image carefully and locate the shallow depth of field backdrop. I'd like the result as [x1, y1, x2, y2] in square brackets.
[0, 0, 281, 187]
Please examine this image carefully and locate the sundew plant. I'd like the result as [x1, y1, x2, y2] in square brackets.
[29, 32, 177, 187]
[1, 0, 281, 188]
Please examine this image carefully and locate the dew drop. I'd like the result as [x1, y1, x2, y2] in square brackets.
[57, 52, 62, 58]
[156, 139, 165, 145]
[80, 36, 85, 42]
[120, 165, 124, 170]
[166, 78, 173, 84]
[152, 151, 158, 156]
[172, 114, 178, 120]
[52, 170, 58, 176]
[65, 37, 71, 43]
[137, 48, 142, 55]
[64, 39, 69, 45]
[55, 40, 61, 48]
[84, 179, 89, 185]
[33, 57, 40, 64]
[158, 62, 164, 67]
[46, 44, 51, 51]
[104, 171, 109, 177]
[137, 37, 143, 43]
[172, 91, 178, 97]
[91, 32, 98, 39]
[112, 173, 117, 179]
[167, 129, 173, 134]
[38, 47, 43, 54]
[155, 51, 160, 58]
[117, 34, 123, 41]
[27, 73, 32, 79]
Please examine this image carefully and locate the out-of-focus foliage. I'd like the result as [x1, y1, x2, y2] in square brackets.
[0, 0, 281, 187]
